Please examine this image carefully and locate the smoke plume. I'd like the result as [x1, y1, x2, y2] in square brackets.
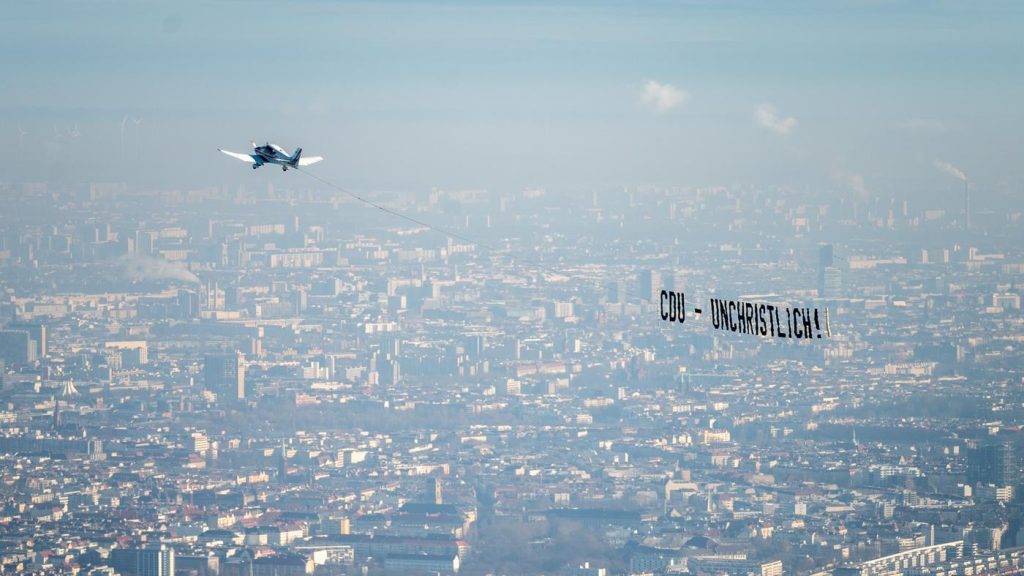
[120, 255, 201, 284]
[933, 160, 967, 182]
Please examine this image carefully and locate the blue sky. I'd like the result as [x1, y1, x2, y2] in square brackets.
[2, 0, 1022, 195]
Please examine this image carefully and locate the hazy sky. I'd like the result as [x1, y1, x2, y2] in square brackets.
[3, 1, 1023, 195]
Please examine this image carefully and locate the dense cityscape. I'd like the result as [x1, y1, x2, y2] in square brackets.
[1, 176, 1022, 575]
[5, 0, 1024, 574]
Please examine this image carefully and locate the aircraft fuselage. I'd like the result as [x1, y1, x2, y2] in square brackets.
[252, 143, 299, 171]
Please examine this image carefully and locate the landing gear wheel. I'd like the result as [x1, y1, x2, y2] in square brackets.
[282, 166, 288, 172]
[252, 165, 258, 170]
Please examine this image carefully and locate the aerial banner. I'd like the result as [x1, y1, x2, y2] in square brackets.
[709, 297, 831, 339]
[659, 290, 832, 339]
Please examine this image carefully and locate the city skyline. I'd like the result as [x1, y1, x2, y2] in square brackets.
[2, 3, 1024, 576]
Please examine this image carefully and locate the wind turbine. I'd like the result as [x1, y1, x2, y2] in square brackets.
[17, 126, 28, 157]
[67, 123, 81, 162]
[120, 115, 129, 162]
[132, 117, 143, 159]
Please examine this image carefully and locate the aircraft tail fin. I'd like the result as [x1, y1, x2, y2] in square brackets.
[291, 147, 303, 164]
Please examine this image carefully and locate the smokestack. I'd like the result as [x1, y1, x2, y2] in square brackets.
[933, 161, 969, 230]
[964, 180, 971, 231]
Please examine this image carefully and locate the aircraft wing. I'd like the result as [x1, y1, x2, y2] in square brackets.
[219, 149, 258, 164]
[298, 155, 323, 167]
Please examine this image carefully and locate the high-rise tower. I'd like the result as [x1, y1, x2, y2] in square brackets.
[203, 352, 245, 402]
[968, 442, 1015, 486]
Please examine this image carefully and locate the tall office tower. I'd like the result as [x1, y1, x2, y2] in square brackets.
[291, 288, 307, 314]
[463, 334, 482, 358]
[968, 442, 1015, 487]
[134, 230, 155, 256]
[818, 243, 834, 296]
[425, 476, 443, 505]
[0, 330, 35, 365]
[176, 290, 199, 320]
[110, 545, 176, 576]
[204, 352, 245, 402]
[8, 322, 45, 358]
[379, 355, 400, 388]
[817, 243, 845, 298]
[639, 269, 661, 303]
[659, 270, 676, 294]
[605, 279, 623, 304]
[822, 267, 843, 298]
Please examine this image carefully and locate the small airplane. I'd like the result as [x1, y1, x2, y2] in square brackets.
[218, 142, 323, 171]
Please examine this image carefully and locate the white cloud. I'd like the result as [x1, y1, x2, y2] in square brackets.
[640, 80, 688, 113]
[753, 103, 798, 135]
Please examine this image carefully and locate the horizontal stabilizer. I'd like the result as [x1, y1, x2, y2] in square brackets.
[298, 155, 323, 167]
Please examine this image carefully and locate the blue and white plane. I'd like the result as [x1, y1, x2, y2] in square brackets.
[218, 141, 323, 171]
